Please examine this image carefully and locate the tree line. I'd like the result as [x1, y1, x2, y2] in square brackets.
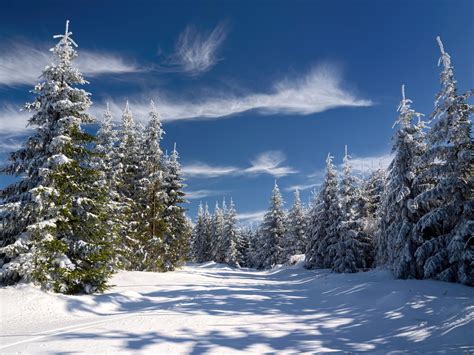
[0, 23, 471, 295]
[190, 36, 473, 286]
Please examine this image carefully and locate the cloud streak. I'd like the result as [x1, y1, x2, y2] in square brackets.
[0, 42, 141, 86]
[284, 182, 321, 192]
[347, 153, 392, 174]
[166, 22, 228, 76]
[185, 189, 229, 200]
[104, 64, 372, 123]
[1, 62, 371, 132]
[237, 210, 266, 223]
[182, 151, 297, 179]
[0, 104, 31, 134]
[182, 163, 239, 178]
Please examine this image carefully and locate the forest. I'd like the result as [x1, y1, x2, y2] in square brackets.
[0, 22, 472, 295]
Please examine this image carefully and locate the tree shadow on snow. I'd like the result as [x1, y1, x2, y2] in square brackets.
[51, 264, 474, 353]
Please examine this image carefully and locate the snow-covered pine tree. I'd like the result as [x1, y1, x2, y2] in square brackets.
[305, 154, 340, 270]
[333, 146, 372, 273]
[410, 37, 473, 285]
[191, 203, 206, 262]
[93, 103, 117, 189]
[134, 101, 168, 271]
[114, 101, 143, 269]
[282, 189, 308, 262]
[237, 226, 252, 267]
[361, 168, 386, 220]
[210, 201, 225, 262]
[223, 198, 239, 266]
[360, 168, 386, 259]
[248, 226, 264, 269]
[160, 144, 191, 270]
[90, 103, 122, 268]
[0, 21, 114, 293]
[377, 85, 426, 277]
[259, 182, 286, 269]
[213, 198, 228, 263]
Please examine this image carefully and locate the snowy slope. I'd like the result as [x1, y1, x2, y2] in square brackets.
[0, 262, 473, 354]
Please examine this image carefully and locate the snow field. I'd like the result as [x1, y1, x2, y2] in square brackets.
[1, 262, 473, 353]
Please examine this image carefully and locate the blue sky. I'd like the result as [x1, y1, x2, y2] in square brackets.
[1, 0, 473, 223]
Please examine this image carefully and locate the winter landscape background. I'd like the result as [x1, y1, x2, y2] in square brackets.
[1, 0, 473, 353]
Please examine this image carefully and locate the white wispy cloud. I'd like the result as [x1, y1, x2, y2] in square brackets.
[344, 153, 392, 174]
[0, 42, 141, 86]
[182, 151, 297, 178]
[182, 163, 239, 178]
[185, 189, 229, 200]
[245, 151, 298, 177]
[103, 64, 372, 122]
[0, 137, 23, 153]
[166, 22, 228, 76]
[0, 104, 31, 134]
[237, 210, 266, 223]
[284, 182, 321, 192]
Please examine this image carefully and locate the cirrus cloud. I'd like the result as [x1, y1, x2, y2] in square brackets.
[0, 42, 142, 87]
[164, 22, 228, 76]
[102, 64, 372, 123]
[182, 151, 297, 179]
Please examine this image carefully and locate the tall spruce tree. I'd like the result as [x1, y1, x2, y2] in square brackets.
[213, 198, 228, 263]
[93, 103, 117, 190]
[283, 189, 308, 262]
[259, 182, 286, 269]
[114, 102, 143, 269]
[247, 226, 262, 269]
[237, 226, 252, 267]
[361, 168, 386, 260]
[0, 21, 114, 293]
[305, 154, 340, 270]
[333, 146, 372, 273]
[191, 203, 207, 263]
[161, 144, 191, 270]
[362, 168, 386, 220]
[134, 101, 168, 271]
[410, 37, 473, 285]
[223, 198, 239, 266]
[91, 103, 121, 267]
[210, 201, 225, 262]
[377, 85, 426, 277]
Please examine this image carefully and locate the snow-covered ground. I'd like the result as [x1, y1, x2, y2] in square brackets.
[1, 262, 473, 354]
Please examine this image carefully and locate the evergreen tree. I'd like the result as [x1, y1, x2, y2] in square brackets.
[305, 154, 340, 270]
[191, 203, 205, 262]
[259, 182, 286, 269]
[237, 226, 252, 267]
[361, 168, 386, 261]
[377, 85, 426, 277]
[191, 202, 212, 263]
[213, 198, 228, 263]
[161, 144, 191, 270]
[282, 189, 308, 262]
[410, 37, 473, 285]
[134, 101, 168, 271]
[210, 201, 225, 262]
[249, 227, 264, 269]
[93, 103, 117, 189]
[361, 168, 386, 220]
[114, 102, 143, 269]
[0, 21, 114, 293]
[333, 146, 372, 273]
[92, 103, 121, 267]
[223, 198, 239, 266]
